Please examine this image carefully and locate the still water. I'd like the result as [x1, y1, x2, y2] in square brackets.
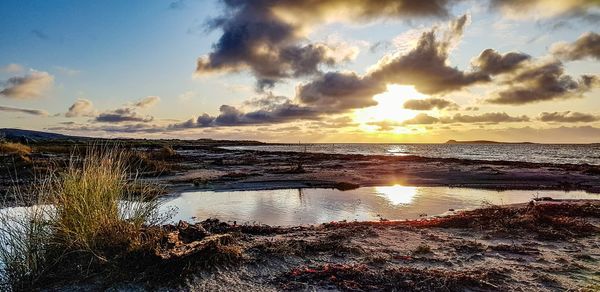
[222, 143, 600, 165]
[161, 186, 598, 226]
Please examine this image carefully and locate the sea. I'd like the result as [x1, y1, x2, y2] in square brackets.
[222, 143, 600, 165]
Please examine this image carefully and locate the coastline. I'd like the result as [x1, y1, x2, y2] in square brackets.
[3, 141, 600, 205]
[159, 146, 600, 194]
[61, 199, 600, 290]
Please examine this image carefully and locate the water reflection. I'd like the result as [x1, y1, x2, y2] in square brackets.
[375, 185, 418, 205]
[161, 186, 598, 226]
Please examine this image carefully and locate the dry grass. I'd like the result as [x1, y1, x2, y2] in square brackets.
[0, 146, 167, 291]
[51, 148, 164, 252]
[0, 142, 33, 165]
[0, 143, 31, 156]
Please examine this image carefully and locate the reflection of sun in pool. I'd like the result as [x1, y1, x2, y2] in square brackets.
[375, 184, 418, 205]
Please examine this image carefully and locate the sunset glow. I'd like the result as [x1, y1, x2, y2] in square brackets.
[0, 1, 598, 143]
[354, 85, 423, 129]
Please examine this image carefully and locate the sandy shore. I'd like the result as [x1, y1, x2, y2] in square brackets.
[59, 199, 600, 291]
[160, 146, 600, 194]
[2, 142, 600, 204]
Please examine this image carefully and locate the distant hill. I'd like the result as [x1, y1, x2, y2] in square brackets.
[0, 128, 82, 142]
[0, 128, 265, 146]
[445, 139, 535, 145]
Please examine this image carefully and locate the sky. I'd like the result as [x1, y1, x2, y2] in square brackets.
[0, 0, 599, 143]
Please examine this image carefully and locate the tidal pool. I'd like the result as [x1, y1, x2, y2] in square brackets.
[161, 186, 599, 226]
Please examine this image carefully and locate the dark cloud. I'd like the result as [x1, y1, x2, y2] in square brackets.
[368, 15, 490, 95]
[295, 15, 488, 114]
[95, 108, 154, 123]
[296, 72, 382, 112]
[93, 96, 160, 123]
[471, 49, 530, 75]
[0, 71, 54, 99]
[170, 99, 320, 128]
[243, 94, 290, 108]
[487, 61, 599, 105]
[403, 97, 459, 110]
[0, 105, 48, 116]
[551, 32, 600, 61]
[441, 112, 529, 123]
[196, 0, 460, 88]
[538, 111, 599, 123]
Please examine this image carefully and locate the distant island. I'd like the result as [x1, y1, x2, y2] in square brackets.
[445, 139, 536, 144]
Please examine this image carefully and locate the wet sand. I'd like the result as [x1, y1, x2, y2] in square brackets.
[69, 199, 600, 291]
[161, 146, 600, 194]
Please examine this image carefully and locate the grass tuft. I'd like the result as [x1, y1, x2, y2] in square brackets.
[0, 146, 166, 291]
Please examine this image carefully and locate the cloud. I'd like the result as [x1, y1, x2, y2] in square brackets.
[132, 96, 160, 108]
[402, 113, 441, 125]
[367, 120, 405, 131]
[65, 99, 96, 117]
[0, 71, 54, 99]
[296, 72, 382, 112]
[368, 15, 491, 95]
[170, 99, 320, 128]
[538, 111, 599, 123]
[402, 112, 529, 125]
[403, 97, 459, 110]
[295, 15, 488, 112]
[0, 105, 48, 116]
[551, 32, 600, 61]
[195, 0, 460, 88]
[47, 123, 166, 134]
[487, 61, 599, 105]
[441, 112, 530, 123]
[185, 15, 519, 129]
[0, 64, 24, 74]
[92, 96, 160, 123]
[489, 0, 600, 20]
[95, 108, 154, 123]
[471, 49, 531, 74]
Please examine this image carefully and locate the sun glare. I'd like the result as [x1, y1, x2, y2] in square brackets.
[375, 184, 419, 205]
[353, 85, 429, 132]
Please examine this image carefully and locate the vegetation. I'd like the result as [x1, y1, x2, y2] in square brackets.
[0, 143, 31, 156]
[413, 244, 432, 255]
[0, 142, 32, 165]
[0, 147, 167, 291]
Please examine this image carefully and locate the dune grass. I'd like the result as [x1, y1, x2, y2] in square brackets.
[0, 146, 167, 291]
[0, 143, 31, 156]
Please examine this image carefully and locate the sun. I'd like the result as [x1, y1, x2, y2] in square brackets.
[353, 85, 429, 132]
